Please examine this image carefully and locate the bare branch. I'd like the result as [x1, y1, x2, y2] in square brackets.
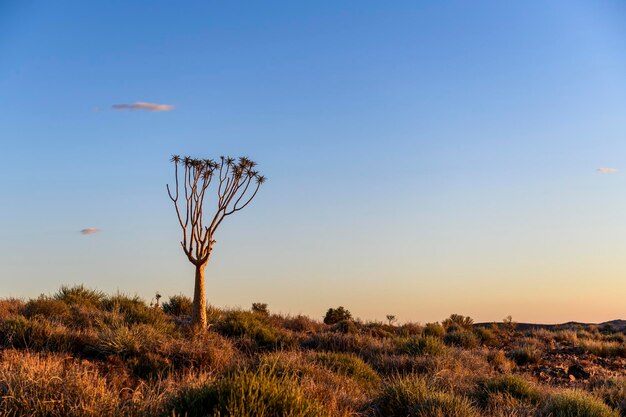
[167, 154, 265, 267]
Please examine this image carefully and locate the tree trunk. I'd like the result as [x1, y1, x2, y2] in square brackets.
[192, 263, 207, 328]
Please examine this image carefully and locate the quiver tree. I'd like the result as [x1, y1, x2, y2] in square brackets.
[167, 155, 266, 327]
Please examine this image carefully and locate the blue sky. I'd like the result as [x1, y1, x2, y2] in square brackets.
[1, 1, 626, 323]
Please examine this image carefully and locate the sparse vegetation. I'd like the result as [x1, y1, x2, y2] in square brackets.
[0, 287, 624, 416]
[542, 390, 619, 417]
[162, 294, 193, 317]
[323, 306, 353, 325]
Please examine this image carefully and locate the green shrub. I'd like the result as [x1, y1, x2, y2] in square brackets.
[554, 330, 578, 343]
[216, 310, 291, 350]
[0, 315, 31, 347]
[167, 367, 327, 417]
[508, 346, 542, 366]
[0, 315, 74, 352]
[542, 391, 619, 417]
[102, 293, 175, 334]
[89, 323, 142, 357]
[312, 352, 380, 389]
[577, 330, 595, 340]
[423, 322, 445, 338]
[444, 331, 479, 349]
[592, 378, 626, 416]
[332, 319, 358, 334]
[442, 314, 474, 331]
[604, 333, 625, 343]
[251, 303, 269, 315]
[374, 375, 479, 417]
[162, 294, 193, 316]
[281, 315, 320, 333]
[578, 340, 626, 358]
[474, 327, 498, 346]
[365, 322, 394, 338]
[25, 296, 70, 320]
[402, 336, 446, 356]
[54, 285, 105, 308]
[399, 323, 423, 337]
[478, 375, 541, 404]
[323, 306, 352, 325]
[206, 304, 223, 324]
[486, 350, 514, 373]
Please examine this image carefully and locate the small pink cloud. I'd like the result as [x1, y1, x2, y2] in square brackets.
[112, 102, 174, 112]
[596, 167, 618, 174]
[80, 228, 100, 235]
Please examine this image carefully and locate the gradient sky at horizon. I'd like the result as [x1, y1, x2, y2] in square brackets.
[1, 1, 626, 324]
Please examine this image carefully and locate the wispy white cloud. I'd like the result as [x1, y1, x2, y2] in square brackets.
[80, 228, 100, 235]
[112, 102, 174, 112]
[596, 167, 618, 174]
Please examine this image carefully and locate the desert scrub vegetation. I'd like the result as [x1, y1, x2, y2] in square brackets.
[578, 339, 626, 358]
[0, 287, 624, 416]
[0, 349, 120, 417]
[476, 375, 542, 405]
[542, 390, 620, 417]
[166, 366, 328, 417]
[373, 375, 479, 417]
[401, 335, 447, 356]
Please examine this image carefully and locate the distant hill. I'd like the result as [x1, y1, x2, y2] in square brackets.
[476, 319, 626, 331]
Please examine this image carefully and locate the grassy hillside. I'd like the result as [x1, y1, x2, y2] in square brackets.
[0, 286, 624, 416]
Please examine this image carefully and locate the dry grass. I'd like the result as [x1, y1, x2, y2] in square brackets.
[0, 287, 624, 416]
[0, 349, 120, 417]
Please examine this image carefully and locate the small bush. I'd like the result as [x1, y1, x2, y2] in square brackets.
[167, 367, 327, 417]
[577, 330, 595, 340]
[554, 330, 578, 344]
[302, 332, 392, 355]
[443, 314, 474, 331]
[332, 319, 358, 334]
[364, 321, 394, 338]
[579, 340, 626, 358]
[312, 352, 380, 389]
[25, 296, 70, 320]
[0, 315, 74, 352]
[592, 378, 626, 416]
[508, 346, 542, 366]
[478, 375, 541, 404]
[54, 285, 105, 308]
[0, 315, 31, 347]
[402, 336, 447, 356]
[0, 298, 24, 319]
[167, 331, 237, 373]
[542, 390, 619, 417]
[102, 293, 174, 334]
[251, 303, 269, 315]
[474, 327, 498, 346]
[423, 322, 445, 338]
[604, 333, 625, 343]
[162, 294, 193, 317]
[399, 322, 423, 337]
[486, 350, 514, 373]
[374, 375, 479, 417]
[444, 331, 479, 348]
[323, 306, 352, 325]
[216, 310, 292, 350]
[281, 314, 320, 333]
[89, 323, 142, 357]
